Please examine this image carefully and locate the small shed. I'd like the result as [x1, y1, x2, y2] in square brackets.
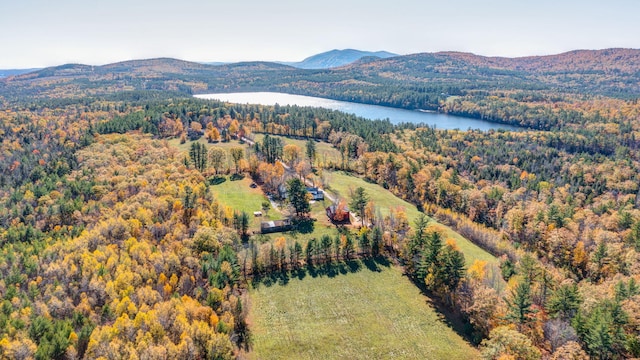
[260, 219, 293, 234]
[253, 211, 263, 217]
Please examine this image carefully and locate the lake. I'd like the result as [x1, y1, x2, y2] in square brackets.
[194, 92, 521, 131]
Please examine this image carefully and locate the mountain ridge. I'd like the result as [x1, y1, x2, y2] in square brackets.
[2, 48, 639, 105]
[6, 47, 639, 80]
[283, 49, 398, 69]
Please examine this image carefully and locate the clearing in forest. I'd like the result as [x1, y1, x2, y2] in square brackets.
[247, 262, 478, 360]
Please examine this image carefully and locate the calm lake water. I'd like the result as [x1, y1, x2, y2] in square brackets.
[194, 92, 521, 131]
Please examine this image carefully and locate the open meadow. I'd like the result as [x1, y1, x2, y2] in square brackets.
[247, 262, 479, 360]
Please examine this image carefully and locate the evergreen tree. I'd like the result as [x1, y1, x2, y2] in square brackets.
[349, 187, 369, 226]
[320, 235, 333, 263]
[305, 139, 316, 164]
[547, 283, 581, 320]
[333, 235, 342, 261]
[261, 134, 284, 164]
[293, 241, 303, 269]
[344, 235, 355, 260]
[518, 253, 540, 285]
[238, 211, 250, 240]
[358, 230, 370, 256]
[440, 244, 465, 294]
[586, 314, 613, 360]
[182, 185, 196, 225]
[505, 281, 537, 331]
[371, 226, 382, 257]
[189, 142, 207, 172]
[629, 220, 640, 251]
[417, 231, 442, 284]
[287, 178, 310, 217]
[305, 239, 316, 266]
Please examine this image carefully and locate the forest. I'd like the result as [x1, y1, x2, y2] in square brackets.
[1, 50, 640, 359]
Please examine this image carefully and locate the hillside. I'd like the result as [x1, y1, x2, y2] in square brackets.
[2, 69, 640, 358]
[438, 48, 640, 73]
[0, 58, 295, 100]
[0, 68, 40, 78]
[1, 48, 639, 130]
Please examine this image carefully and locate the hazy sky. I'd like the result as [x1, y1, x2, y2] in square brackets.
[1, 0, 638, 68]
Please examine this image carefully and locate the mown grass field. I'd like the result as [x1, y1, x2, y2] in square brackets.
[324, 171, 497, 265]
[208, 176, 274, 229]
[247, 263, 479, 360]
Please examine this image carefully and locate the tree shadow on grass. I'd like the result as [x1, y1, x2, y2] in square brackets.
[291, 218, 315, 234]
[252, 257, 390, 288]
[208, 176, 227, 185]
[230, 173, 245, 181]
[406, 274, 479, 345]
[252, 270, 291, 288]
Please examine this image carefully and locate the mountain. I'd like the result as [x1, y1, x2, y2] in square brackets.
[0, 68, 41, 78]
[434, 48, 640, 73]
[285, 49, 397, 69]
[0, 57, 297, 101]
[3, 48, 639, 121]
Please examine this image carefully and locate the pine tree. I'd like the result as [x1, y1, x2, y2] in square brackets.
[586, 315, 613, 360]
[505, 281, 537, 331]
[305, 239, 316, 266]
[547, 283, 581, 320]
[349, 187, 369, 226]
[320, 235, 333, 263]
[344, 235, 355, 260]
[358, 230, 370, 256]
[286, 178, 310, 217]
[440, 244, 465, 294]
[371, 226, 382, 257]
[305, 139, 317, 164]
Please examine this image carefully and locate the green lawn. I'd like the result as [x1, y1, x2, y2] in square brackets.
[209, 176, 275, 230]
[324, 171, 497, 265]
[248, 264, 479, 360]
[250, 197, 342, 248]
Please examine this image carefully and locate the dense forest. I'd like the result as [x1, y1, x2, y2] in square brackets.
[1, 49, 640, 359]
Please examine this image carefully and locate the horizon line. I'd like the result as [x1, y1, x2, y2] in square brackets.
[1, 46, 639, 70]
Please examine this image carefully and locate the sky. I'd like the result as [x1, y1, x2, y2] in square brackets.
[1, 0, 639, 68]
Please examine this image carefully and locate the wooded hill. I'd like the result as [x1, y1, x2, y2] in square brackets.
[2, 48, 639, 130]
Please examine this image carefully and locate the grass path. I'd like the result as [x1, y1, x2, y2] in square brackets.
[248, 263, 479, 360]
[324, 171, 497, 265]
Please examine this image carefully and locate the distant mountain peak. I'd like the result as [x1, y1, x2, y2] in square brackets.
[288, 49, 397, 69]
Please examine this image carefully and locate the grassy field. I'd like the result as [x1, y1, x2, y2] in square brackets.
[209, 176, 275, 230]
[247, 263, 479, 360]
[324, 171, 497, 265]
